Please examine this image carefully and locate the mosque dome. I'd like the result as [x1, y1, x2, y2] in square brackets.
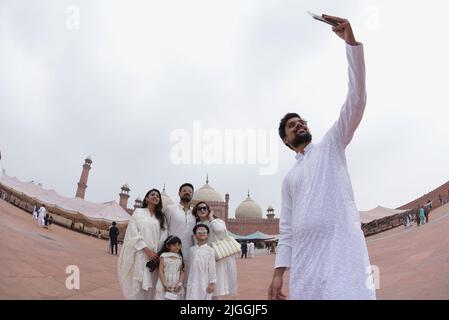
[192, 175, 224, 203]
[235, 191, 263, 219]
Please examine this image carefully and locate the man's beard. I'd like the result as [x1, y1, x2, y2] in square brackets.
[181, 195, 192, 202]
[290, 132, 312, 148]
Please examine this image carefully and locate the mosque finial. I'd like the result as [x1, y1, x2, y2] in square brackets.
[163, 184, 166, 193]
[206, 174, 209, 184]
[247, 189, 250, 198]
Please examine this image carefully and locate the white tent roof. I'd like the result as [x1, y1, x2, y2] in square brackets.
[359, 205, 408, 224]
[0, 174, 130, 228]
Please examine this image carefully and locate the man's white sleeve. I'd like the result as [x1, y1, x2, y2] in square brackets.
[330, 43, 367, 148]
[274, 178, 292, 269]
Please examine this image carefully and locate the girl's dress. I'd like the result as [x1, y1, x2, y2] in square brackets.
[155, 252, 185, 300]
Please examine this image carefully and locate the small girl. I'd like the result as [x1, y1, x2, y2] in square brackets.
[155, 236, 185, 300]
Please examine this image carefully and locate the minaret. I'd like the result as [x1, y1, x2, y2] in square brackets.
[75, 156, 92, 199]
[119, 183, 131, 210]
[133, 196, 142, 210]
[225, 193, 230, 221]
[266, 205, 275, 219]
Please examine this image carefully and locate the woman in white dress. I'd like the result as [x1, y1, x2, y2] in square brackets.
[192, 201, 238, 299]
[155, 235, 185, 300]
[117, 188, 168, 300]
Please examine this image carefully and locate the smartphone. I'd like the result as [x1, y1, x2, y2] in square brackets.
[307, 11, 339, 27]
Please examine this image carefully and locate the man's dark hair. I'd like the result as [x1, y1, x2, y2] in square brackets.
[112, 221, 117, 226]
[179, 183, 194, 193]
[278, 113, 301, 150]
[193, 223, 210, 235]
[278, 113, 301, 141]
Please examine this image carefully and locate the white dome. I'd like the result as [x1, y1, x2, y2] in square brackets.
[122, 183, 130, 189]
[135, 196, 142, 202]
[192, 177, 224, 203]
[161, 189, 174, 207]
[267, 205, 274, 211]
[235, 193, 263, 219]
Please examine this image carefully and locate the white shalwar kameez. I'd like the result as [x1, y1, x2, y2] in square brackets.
[117, 208, 168, 300]
[186, 244, 216, 300]
[163, 204, 196, 273]
[37, 207, 46, 227]
[275, 43, 376, 300]
[248, 242, 255, 258]
[198, 219, 238, 298]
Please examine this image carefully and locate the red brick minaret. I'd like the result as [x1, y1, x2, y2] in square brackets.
[119, 183, 130, 210]
[75, 156, 92, 199]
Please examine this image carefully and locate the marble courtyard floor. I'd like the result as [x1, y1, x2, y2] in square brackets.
[1, 198, 448, 300]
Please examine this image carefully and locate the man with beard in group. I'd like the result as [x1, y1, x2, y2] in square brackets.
[163, 183, 196, 286]
[268, 15, 376, 300]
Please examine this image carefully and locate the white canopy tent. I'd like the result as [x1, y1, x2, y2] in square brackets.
[359, 205, 408, 224]
[0, 174, 130, 229]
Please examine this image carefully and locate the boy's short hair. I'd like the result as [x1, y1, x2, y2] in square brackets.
[193, 223, 210, 235]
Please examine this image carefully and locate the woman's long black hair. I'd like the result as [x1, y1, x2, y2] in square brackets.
[158, 235, 185, 271]
[142, 188, 165, 230]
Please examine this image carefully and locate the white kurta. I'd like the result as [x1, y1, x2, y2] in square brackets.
[117, 208, 168, 300]
[248, 242, 255, 258]
[163, 203, 196, 264]
[197, 219, 238, 298]
[186, 244, 217, 300]
[37, 207, 46, 227]
[275, 43, 376, 300]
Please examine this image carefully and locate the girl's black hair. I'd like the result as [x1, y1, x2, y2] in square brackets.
[158, 235, 185, 271]
[142, 188, 165, 230]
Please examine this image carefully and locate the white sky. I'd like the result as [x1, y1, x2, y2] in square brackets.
[1, 0, 449, 218]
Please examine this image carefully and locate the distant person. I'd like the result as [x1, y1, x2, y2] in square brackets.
[155, 236, 185, 300]
[117, 188, 167, 300]
[46, 214, 53, 231]
[241, 241, 248, 259]
[109, 221, 120, 255]
[439, 194, 443, 206]
[419, 206, 426, 226]
[186, 224, 216, 300]
[248, 241, 255, 258]
[424, 207, 429, 223]
[32, 204, 38, 221]
[415, 208, 421, 226]
[403, 214, 409, 229]
[37, 205, 46, 227]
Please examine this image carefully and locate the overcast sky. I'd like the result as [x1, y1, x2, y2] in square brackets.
[1, 0, 449, 218]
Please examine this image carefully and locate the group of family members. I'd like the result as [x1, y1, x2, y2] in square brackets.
[117, 183, 237, 300]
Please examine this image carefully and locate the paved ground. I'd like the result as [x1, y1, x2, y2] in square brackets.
[1, 198, 448, 299]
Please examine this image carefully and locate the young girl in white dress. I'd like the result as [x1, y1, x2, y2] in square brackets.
[155, 236, 185, 300]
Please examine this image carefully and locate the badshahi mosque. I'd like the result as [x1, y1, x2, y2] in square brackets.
[92, 158, 279, 236]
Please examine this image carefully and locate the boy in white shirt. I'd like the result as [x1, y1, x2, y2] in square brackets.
[186, 224, 216, 300]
